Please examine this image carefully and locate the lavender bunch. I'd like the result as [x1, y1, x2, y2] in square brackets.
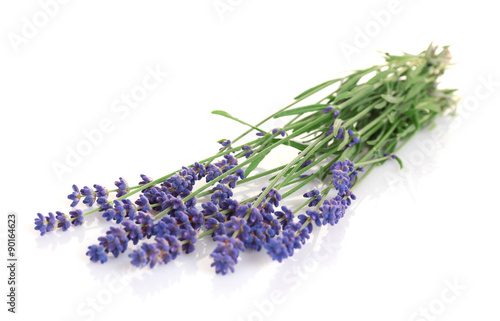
[35, 45, 457, 275]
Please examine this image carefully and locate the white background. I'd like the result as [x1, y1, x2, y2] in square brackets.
[1, 1, 500, 321]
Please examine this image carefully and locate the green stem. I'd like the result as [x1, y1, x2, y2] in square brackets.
[356, 155, 392, 167]
[249, 133, 332, 212]
[196, 164, 288, 198]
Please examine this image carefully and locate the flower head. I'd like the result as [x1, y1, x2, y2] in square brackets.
[187, 206, 204, 229]
[210, 235, 245, 275]
[86, 245, 107, 263]
[135, 194, 152, 213]
[206, 216, 226, 236]
[303, 189, 322, 207]
[192, 162, 206, 180]
[205, 164, 223, 182]
[134, 211, 155, 239]
[122, 220, 144, 245]
[306, 209, 323, 227]
[69, 209, 84, 226]
[55, 211, 71, 231]
[139, 174, 154, 192]
[264, 237, 290, 263]
[34, 212, 56, 236]
[211, 183, 233, 205]
[153, 216, 180, 238]
[80, 186, 96, 207]
[129, 235, 181, 268]
[179, 226, 197, 254]
[201, 201, 218, 217]
[114, 177, 129, 197]
[67, 184, 81, 207]
[219, 199, 239, 215]
[93, 184, 108, 198]
[97, 227, 129, 258]
[219, 139, 231, 147]
[225, 216, 246, 232]
[322, 106, 333, 114]
[319, 201, 346, 226]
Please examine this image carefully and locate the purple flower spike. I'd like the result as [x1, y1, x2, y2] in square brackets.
[87, 245, 107, 264]
[67, 184, 81, 207]
[210, 235, 245, 275]
[69, 209, 84, 226]
[114, 177, 130, 197]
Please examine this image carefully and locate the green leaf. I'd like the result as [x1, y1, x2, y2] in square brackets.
[294, 78, 341, 100]
[404, 81, 428, 101]
[301, 131, 324, 143]
[408, 64, 426, 79]
[412, 113, 421, 131]
[366, 69, 394, 85]
[270, 138, 308, 151]
[212, 110, 266, 133]
[388, 111, 397, 123]
[244, 152, 267, 178]
[335, 84, 374, 102]
[394, 155, 403, 169]
[337, 87, 376, 110]
[415, 101, 442, 113]
[338, 147, 353, 161]
[332, 118, 343, 137]
[283, 113, 317, 131]
[274, 104, 330, 118]
[381, 94, 404, 104]
[337, 66, 379, 94]
[373, 101, 387, 109]
[396, 124, 416, 139]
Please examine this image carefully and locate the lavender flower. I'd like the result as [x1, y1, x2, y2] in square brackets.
[264, 237, 290, 263]
[94, 184, 108, 198]
[303, 189, 322, 207]
[114, 177, 130, 197]
[80, 186, 96, 207]
[211, 183, 233, 205]
[96, 227, 129, 258]
[129, 235, 181, 268]
[275, 206, 294, 227]
[34, 212, 56, 236]
[179, 225, 197, 254]
[139, 174, 154, 192]
[135, 211, 155, 239]
[305, 209, 323, 227]
[135, 194, 152, 213]
[67, 184, 81, 207]
[122, 220, 144, 245]
[56, 211, 71, 231]
[192, 162, 206, 180]
[201, 201, 218, 217]
[319, 201, 345, 226]
[322, 106, 333, 114]
[69, 209, 84, 226]
[153, 216, 180, 238]
[210, 235, 245, 275]
[87, 245, 107, 264]
[205, 164, 223, 182]
[219, 139, 231, 147]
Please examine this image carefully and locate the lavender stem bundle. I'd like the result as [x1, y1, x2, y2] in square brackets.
[35, 45, 457, 275]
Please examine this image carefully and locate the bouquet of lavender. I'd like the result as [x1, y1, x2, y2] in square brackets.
[35, 45, 457, 275]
